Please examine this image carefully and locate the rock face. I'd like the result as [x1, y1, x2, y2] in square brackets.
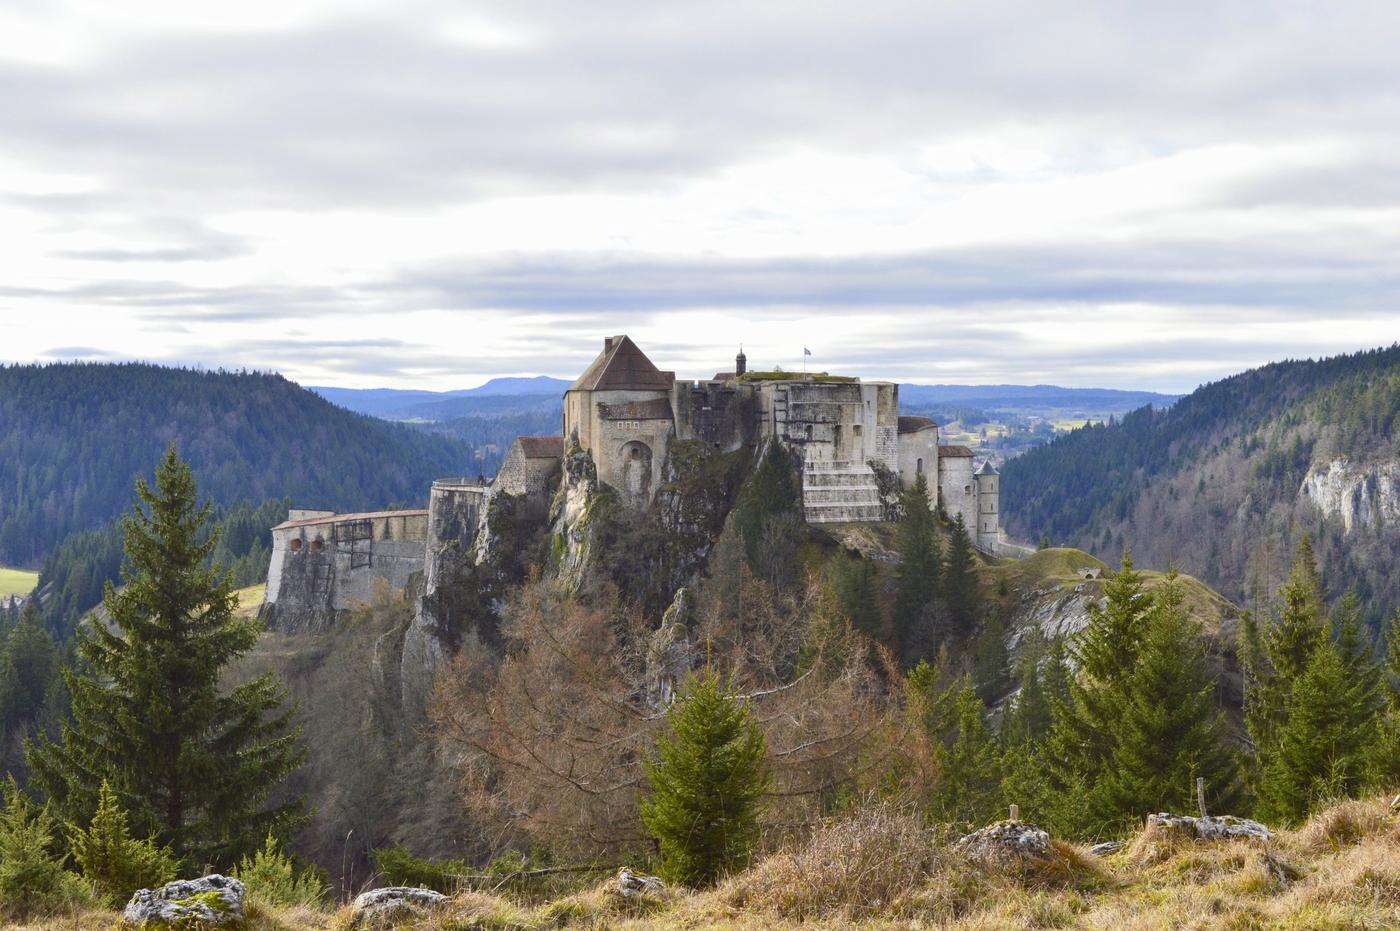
[954, 820, 1053, 864]
[615, 867, 669, 900]
[1300, 458, 1400, 534]
[1146, 812, 1272, 842]
[351, 887, 451, 925]
[122, 875, 246, 927]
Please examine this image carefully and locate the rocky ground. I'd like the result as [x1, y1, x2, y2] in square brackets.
[15, 795, 1400, 930]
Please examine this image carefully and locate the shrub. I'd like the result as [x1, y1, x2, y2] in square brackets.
[69, 780, 179, 906]
[372, 845, 468, 894]
[233, 832, 327, 907]
[0, 778, 90, 917]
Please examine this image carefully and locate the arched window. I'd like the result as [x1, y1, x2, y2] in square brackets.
[916, 457, 924, 475]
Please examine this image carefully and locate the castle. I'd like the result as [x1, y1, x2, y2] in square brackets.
[261, 336, 1010, 630]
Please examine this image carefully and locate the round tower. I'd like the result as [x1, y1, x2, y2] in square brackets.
[974, 460, 1000, 550]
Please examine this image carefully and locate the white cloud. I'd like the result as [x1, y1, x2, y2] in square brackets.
[1, 0, 1399, 391]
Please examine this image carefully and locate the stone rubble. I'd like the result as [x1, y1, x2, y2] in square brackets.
[351, 886, 451, 925]
[1146, 812, 1273, 842]
[954, 820, 1054, 864]
[616, 867, 669, 900]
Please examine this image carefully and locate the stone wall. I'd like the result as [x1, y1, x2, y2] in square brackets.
[898, 429, 939, 501]
[261, 510, 428, 633]
[938, 455, 977, 532]
[671, 380, 755, 452]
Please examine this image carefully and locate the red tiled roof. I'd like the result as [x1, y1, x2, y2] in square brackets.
[599, 398, 673, 421]
[516, 435, 565, 459]
[273, 509, 428, 530]
[569, 335, 675, 392]
[939, 445, 974, 458]
[898, 415, 938, 434]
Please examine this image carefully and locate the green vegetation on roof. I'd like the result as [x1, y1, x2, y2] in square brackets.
[737, 371, 857, 383]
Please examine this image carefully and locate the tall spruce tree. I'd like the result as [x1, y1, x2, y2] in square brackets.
[641, 671, 770, 887]
[1258, 638, 1374, 824]
[733, 439, 803, 589]
[893, 474, 942, 665]
[943, 515, 981, 640]
[1246, 538, 1326, 760]
[1092, 576, 1244, 827]
[27, 446, 305, 867]
[971, 613, 1011, 706]
[929, 678, 1004, 825]
[1039, 554, 1151, 835]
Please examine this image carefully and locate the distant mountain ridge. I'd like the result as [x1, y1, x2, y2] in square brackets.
[0, 362, 472, 566]
[313, 378, 1177, 423]
[1003, 344, 1400, 627]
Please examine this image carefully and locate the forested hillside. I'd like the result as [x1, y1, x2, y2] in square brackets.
[0, 363, 472, 566]
[1004, 344, 1400, 626]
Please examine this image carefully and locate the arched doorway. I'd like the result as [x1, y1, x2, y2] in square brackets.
[620, 440, 654, 502]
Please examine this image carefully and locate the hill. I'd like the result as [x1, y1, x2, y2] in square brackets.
[1003, 343, 1400, 627]
[311, 376, 570, 420]
[0, 363, 472, 567]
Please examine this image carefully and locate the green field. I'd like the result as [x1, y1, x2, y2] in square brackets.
[0, 566, 39, 598]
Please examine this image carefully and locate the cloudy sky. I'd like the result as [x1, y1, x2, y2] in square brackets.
[3, 0, 1399, 393]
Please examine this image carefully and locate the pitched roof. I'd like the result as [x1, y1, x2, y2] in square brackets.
[516, 435, 565, 459]
[599, 398, 673, 421]
[939, 444, 974, 458]
[569, 335, 675, 392]
[975, 460, 1000, 476]
[273, 509, 428, 531]
[898, 415, 938, 434]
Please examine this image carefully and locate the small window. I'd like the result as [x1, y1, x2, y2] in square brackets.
[288, 538, 303, 552]
[310, 538, 324, 553]
[916, 457, 923, 475]
[853, 424, 862, 436]
[964, 485, 972, 494]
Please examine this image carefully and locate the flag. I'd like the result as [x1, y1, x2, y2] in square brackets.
[803, 347, 812, 356]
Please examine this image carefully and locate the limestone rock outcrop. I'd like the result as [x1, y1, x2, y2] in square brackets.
[954, 820, 1054, 865]
[351, 886, 451, 925]
[1145, 812, 1272, 842]
[616, 867, 669, 901]
[1300, 457, 1400, 534]
[122, 875, 245, 927]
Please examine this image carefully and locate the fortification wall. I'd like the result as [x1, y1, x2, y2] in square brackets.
[672, 380, 754, 452]
[938, 456, 977, 531]
[261, 510, 428, 632]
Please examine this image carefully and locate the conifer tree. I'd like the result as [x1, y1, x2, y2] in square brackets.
[830, 555, 881, 639]
[971, 613, 1011, 706]
[1039, 554, 1151, 835]
[943, 515, 981, 640]
[1246, 538, 1326, 759]
[0, 779, 87, 917]
[641, 672, 770, 887]
[999, 637, 1070, 827]
[1385, 607, 1400, 711]
[1258, 638, 1373, 824]
[1092, 576, 1244, 827]
[69, 781, 178, 906]
[233, 832, 327, 907]
[893, 474, 942, 665]
[27, 446, 305, 867]
[929, 678, 1003, 825]
[733, 440, 802, 588]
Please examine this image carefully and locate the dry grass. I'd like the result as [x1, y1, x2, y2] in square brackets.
[20, 795, 1400, 930]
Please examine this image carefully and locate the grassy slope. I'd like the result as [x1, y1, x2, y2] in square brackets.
[0, 566, 38, 598]
[27, 795, 1400, 930]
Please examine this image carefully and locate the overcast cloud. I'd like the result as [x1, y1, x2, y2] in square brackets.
[2, 0, 1399, 392]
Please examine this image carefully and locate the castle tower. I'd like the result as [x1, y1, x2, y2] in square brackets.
[974, 460, 1001, 550]
[735, 346, 747, 376]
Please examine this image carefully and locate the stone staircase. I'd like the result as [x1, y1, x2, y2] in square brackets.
[802, 460, 885, 523]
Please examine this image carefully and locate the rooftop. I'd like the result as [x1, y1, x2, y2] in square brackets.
[898, 415, 938, 434]
[569, 335, 675, 392]
[939, 445, 974, 458]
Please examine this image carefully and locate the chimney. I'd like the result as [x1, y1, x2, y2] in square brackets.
[603, 337, 614, 352]
[735, 345, 747, 376]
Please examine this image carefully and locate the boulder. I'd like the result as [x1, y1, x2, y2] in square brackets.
[123, 875, 245, 927]
[1145, 812, 1272, 842]
[1089, 840, 1124, 857]
[615, 867, 669, 900]
[352, 886, 451, 925]
[954, 820, 1053, 864]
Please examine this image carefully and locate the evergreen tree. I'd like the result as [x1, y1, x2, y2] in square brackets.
[1092, 576, 1244, 827]
[1259, 638, 1374, 824]
[69, 781, 178, 906]
[830, 555, 881, 639]
[893, 474, 942, 665]
[999, 637, 1071, 827]
[27, 446, 306, 867]
[641, 672, 770, 887]
[971, 613, 1011, 706]
[733, 440, 803, 589]
[233, 832, 327, 908]
[929, 678, 1003, 825]
[943, 515, 981, 639]
[0, 779, 87, 917]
